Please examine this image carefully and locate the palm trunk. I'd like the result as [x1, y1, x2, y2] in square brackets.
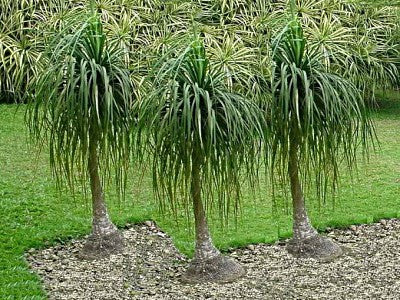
[81, 134, 123, 259]
[88, 136, 118, 236]
[191, 155, 220, 261]
[181, 150, 245, 283]
[288, 140, 317, 241]
[286, 139, 342, 260]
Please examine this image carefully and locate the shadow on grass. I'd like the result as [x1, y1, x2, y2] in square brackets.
[373, 90, 400, 120]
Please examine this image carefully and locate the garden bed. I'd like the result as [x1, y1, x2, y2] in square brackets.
[27, 219, 400, 299]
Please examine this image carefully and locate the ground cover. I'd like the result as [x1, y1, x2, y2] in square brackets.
[0, 91, 399, 298]
[27, 219, 400, 299]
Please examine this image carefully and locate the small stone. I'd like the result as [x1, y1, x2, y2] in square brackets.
[337, 237, 347, 243]
[350, 225, 357, 231]
[28, 248, 35, 254]
[144, 221, 153, 227]
[167, 271, 175, 278]
[129, 290, 140, 296]
[380, 219, 387, 226]
[247, 244, 255, 251]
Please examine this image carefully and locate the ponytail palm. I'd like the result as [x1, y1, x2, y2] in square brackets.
[27, 8, 134, 258]
[268, 15, 374, 259]
[138, 37, 263, 283]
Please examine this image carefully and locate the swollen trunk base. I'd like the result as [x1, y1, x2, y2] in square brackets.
[181, 254, 246, 284]
[84, 135, 124, 260]
[287, 140, 342, 261]
[287, 235, 343, 261]
[80, 229, 124, 260]
[186, 154, 246, 283]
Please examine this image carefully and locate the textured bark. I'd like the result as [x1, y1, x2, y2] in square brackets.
[288, 141, 317, 241]
[286, 139, 342, 260]
[191, 157, 220, 261]
[80, 135, 123, 259]
[88, 137, 119, 236]
[181, 150, 245, 283]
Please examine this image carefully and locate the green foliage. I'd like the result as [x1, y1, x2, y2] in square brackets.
[1, 0, 400, 296]
[2, 0, 399, 103]
[26, 7, 135, 194]
[0, 105, 154, 299]
[268, 15, 375, 198]
[137, 37, 264, 220]
[354, 0, 400, 6]
[2, 95, 400, 296]
[0, 0, 44, 102]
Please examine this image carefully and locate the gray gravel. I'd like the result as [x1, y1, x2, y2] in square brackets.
[26, 219, 400, 299]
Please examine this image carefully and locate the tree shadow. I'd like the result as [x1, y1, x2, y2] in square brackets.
[373, 90, 400, 120]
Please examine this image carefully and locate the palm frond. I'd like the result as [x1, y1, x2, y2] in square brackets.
[268, 15, 375, 200]
[137, 36, 264, 221]
[27, 7, 135, 196]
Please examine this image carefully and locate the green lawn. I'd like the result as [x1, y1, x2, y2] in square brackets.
[1, 92, 400, 299]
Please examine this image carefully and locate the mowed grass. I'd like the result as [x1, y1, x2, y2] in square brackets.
[1, 91, 400, 298]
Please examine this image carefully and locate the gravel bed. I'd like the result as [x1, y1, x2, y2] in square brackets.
[26, 219, 400, 299]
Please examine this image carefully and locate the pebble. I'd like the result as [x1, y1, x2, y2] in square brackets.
[246, 244, 255, 251]
[27, 220, 400, 300]
[144, 221, 153, 227]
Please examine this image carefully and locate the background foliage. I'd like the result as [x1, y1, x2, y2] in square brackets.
[1, 0, 399, 103]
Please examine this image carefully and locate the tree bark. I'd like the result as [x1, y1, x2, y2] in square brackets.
[88, 136, 118, 237]
[80, 129, 123, 259]
[181, 150, 245, 283]
[288, 140, 317, 241]
[191, 153, 220, 261]
[286, 138, 343, 260]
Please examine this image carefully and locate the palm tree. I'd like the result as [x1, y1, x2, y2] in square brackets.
[27, 4, 134, 259]
[137, 36, 264, 283]
[269, 0, 400, 96]
[267, 11, 374, 260]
